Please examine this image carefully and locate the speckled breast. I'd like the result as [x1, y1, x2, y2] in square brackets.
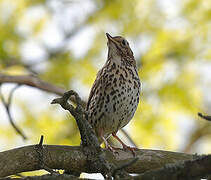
[101, 63, 141, 136]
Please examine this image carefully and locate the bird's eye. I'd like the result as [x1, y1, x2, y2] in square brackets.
[122, 39, 126, 46]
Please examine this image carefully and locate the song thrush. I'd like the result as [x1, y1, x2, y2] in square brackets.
[86, 33, 141, 154]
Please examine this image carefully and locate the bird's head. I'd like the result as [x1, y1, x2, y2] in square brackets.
[106, 33, 134, 60]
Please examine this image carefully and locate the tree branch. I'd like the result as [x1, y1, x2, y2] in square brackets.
[0, 145, 196, 178]
[0, 73, 86, 107]
[51, 90, 98, 147]
[0, 84, 27, 140]
[198, 112, 211, 121]
[135, 155, 211, 180]
[0, 73, 65, 96]
[0, 174, 84, 180]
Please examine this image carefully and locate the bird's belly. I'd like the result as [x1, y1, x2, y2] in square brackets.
[102, 83, 140, 136]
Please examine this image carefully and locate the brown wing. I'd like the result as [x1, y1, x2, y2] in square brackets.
[86, 68, 104, 111]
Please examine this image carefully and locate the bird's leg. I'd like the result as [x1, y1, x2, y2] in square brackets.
[101, 132, 118, 155]
[102, 136, 111, 149]
[112, 132, 137, 156]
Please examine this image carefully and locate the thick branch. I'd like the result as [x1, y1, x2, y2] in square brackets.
[0, 145, 195, 178]
[0, 174, 83, 180]
[136, 155, 211, 180]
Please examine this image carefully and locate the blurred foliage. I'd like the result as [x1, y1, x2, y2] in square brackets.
[0, 0, 211, 165]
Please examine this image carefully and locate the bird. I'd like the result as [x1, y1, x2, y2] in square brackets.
[86, 33, 141, 155]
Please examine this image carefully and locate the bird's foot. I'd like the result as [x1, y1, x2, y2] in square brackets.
[122, 144, 137, 157]
[106, 144, 119, 155]
[106, 143, 137, 156]
[101, 135, 119, 155]
[112, 132, 137, 157]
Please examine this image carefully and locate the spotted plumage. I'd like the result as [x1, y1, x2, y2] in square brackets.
[86, 33, 141, 153]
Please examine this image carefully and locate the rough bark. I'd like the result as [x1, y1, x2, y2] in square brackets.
[135, 154, 211, 180]
[0, 145, 195, 178]
[0, 174, 84, 180]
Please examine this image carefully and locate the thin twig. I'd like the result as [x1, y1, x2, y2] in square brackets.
[0, 73, 86, 107]
[198, 112, 211, 121]
[0, 84, 27, 140]
[38, 135, 44, 146]
[35, 135, 56, 174]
